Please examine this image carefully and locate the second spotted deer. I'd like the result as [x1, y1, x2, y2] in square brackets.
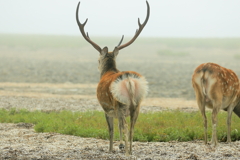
[192, 62, 240, 146]
[76, 1, 150, 155]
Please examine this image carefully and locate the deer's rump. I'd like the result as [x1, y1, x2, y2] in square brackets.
[97, 71, 148, 115]
[110, 72, 148, 106]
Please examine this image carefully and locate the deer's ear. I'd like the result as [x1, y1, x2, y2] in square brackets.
[113, 47, 119, 57]
[101, 46, 108, 56]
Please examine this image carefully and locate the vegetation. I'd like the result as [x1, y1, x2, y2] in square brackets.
[1, 108, 240, 142]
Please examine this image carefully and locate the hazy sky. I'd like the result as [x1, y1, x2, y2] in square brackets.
[1, 0, 240, 38]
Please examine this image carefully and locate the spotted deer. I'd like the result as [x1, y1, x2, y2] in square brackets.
[192, 62, 240, 146]
[76, 1, 149, 155]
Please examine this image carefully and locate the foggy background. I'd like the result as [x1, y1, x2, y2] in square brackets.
[0, 0, 240, 38]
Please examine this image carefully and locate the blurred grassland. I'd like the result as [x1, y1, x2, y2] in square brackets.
[1, 34, 240, 50]
[139, 38, 240, 49]
[157, 49, 189, 56]
[1, 34, 240, 60]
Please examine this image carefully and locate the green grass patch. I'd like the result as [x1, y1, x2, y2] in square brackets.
[157, 49, 189, 57]
[1, 108, 240, 142]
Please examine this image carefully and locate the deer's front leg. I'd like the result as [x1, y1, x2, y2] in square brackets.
[226, 104, 235, 143]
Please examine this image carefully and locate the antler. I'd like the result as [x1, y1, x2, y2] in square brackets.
[76, 1, 150, 52]
[117, 1, 150, 50]
[76, 2, 102, 53]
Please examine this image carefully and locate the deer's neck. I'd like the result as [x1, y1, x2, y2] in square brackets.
[100, 58, 119, 78]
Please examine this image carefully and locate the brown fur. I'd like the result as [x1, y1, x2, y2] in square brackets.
[192, 62, 240, 146]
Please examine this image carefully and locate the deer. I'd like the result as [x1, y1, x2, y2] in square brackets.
[76, 1, 150, 156]
[192, 62, 240, 147]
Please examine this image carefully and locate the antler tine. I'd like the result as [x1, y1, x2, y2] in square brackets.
[76, 2, 102, 53]
[117, 35, 124, 47]
[86, 32, 90, 38]
[135, 29, 139, 35]
[117, 1, 150, 50]
[138, 18, 141, 27]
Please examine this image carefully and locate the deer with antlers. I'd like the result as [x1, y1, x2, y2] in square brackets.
[192, 62, 240, 146]
[76, 1, 149, 155]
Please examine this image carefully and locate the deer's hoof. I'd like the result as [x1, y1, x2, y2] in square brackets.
[119, 143, 124, 150]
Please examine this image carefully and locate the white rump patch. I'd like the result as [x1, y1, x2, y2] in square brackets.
[110, 74, 148, 105]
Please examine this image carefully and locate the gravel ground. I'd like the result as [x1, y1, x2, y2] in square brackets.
[1, 123, 240, 160]
[0, 38, 240, 159]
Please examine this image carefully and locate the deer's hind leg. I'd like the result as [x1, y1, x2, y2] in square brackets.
[193, 84, 208, 144]
[211, 101, 221, 147]
[105, 113, 114, 152]
[198, 99, 207, 145]
[118, 104, 129, 156]
[118, 118, 124, 150]
[129, 103, 140, 155]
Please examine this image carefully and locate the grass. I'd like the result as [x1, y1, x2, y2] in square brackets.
[1, 108, 240, 142]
